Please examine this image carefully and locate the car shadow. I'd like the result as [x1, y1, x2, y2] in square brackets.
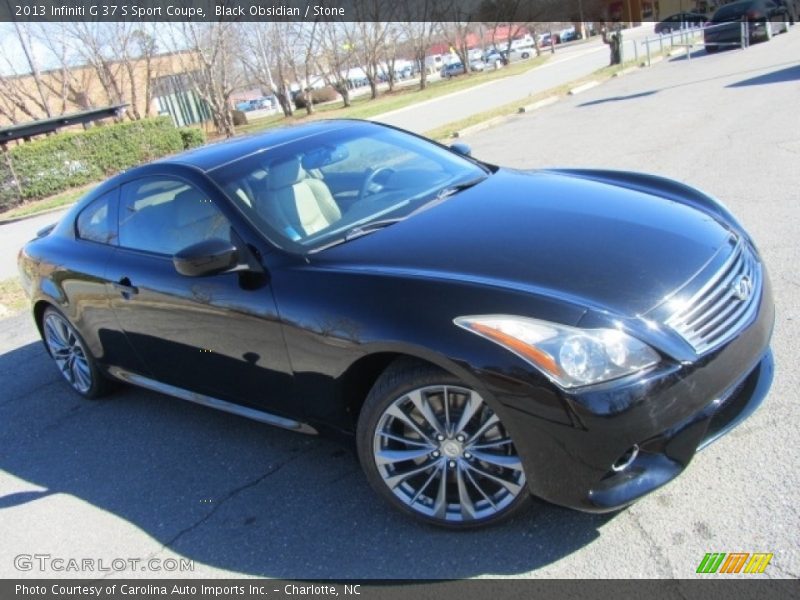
[726, 64, 800, 87]
[0, 336, 616, 578]
[577, 91, 658, 108]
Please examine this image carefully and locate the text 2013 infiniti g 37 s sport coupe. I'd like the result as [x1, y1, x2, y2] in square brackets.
[18, 120, 774, 528]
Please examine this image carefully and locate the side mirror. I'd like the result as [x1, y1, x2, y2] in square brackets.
[173, 238, 238, 277]
[450, 142, 472, 157]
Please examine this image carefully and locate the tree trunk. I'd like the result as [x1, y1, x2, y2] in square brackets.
[335, 84, 351, 108]
[305, 91, 314, 115]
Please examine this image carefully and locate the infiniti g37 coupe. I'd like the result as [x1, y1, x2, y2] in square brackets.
[18, 120, 774, 528]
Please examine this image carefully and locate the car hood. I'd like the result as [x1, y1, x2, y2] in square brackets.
[317, 168, 734, 317]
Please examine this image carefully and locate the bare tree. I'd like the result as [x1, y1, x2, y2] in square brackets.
[239, 22, 297, 118]
[66, 23, 127, 117]
[399, 8, 439, 91]
[11, 21, 53, 118]
[165, 22, 244, 137]
[291, 21, 320, 116]
[439, 21, 474, 74]
[314, 22, 357, 108]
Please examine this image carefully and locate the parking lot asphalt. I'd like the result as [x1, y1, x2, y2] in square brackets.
[0, 30, 798, 579]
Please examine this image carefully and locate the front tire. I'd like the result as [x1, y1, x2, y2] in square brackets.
[356, 360, 531, 529]
[42, 307, 111, 399]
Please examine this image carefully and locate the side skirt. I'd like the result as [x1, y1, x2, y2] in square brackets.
[107, 367, 318, 435]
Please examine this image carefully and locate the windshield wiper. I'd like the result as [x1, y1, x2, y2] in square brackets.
[343, 218, 405, 241]
[406, 176, 487, 218]
[308, 218, 405, 253]
[435, 176, 487, 200]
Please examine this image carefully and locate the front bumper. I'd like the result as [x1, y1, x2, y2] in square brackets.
[487, 273, 775, 512]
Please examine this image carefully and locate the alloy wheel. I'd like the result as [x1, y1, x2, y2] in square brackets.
[371, 384, 526, 523]
[43, 313, 93, 394]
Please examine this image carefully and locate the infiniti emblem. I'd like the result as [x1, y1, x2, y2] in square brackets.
[731, 275, 753, 302]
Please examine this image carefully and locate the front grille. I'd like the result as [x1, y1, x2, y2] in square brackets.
[666, 238, 761, 355]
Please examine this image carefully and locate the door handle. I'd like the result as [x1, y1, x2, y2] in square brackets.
[113, 277, 139, 298]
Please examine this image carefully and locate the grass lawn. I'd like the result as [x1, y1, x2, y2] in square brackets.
[0, 185, 91, 223]
[0, 277, 27, 317]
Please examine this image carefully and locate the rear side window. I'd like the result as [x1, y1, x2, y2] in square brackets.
[76, 191, 117, 244]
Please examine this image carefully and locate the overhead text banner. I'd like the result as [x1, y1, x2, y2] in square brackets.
[3, 0, 647, 23]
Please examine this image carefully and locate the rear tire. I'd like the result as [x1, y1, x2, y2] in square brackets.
[42, 307, 112, 399]
[356, 360, 532, 529]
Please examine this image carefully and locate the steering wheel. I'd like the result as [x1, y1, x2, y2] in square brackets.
[358, 167, 395, 202]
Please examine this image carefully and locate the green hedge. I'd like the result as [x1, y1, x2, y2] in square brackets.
[178, 127, 206, 150]
[0, 117, 188, 211]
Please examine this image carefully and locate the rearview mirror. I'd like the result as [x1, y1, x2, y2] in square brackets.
[450, 142, 472, 157]
[173, 238, 238, 277]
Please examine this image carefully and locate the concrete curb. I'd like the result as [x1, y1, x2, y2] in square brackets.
[642, 55, 665, 66]
[613, 66, 641, 78]
[452, 115, 510, 138]
[568, 80, 600, 95]
[518, 96, 559, 113]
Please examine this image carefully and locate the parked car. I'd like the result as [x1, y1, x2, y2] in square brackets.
[440, 60, 485, 79]
[538, 32, 560, 47]
[483, 49, 507, 68]
[705, 0, 791, 51]
[18, 120, 774, 529]
[559, 27, 578, 42]
[655, 11, 709, 34]
[507, 46, 535, 61]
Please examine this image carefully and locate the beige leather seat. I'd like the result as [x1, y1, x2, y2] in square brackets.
[258, 157, 341, 240]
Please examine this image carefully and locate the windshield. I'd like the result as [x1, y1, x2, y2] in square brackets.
[209, 123, 487, 252]
[713, 1, 752, 20]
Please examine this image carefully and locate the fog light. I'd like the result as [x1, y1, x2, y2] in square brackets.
[611, 444, 640, 472]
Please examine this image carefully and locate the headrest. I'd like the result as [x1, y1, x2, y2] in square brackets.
[268, 157, 304, 190]
[173, 187, 218, 226]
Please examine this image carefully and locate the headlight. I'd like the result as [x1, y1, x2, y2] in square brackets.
[454, 315, 660, 389]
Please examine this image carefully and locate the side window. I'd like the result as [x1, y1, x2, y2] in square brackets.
[118, 177, 231, 256]
[76, 191, 116, 244]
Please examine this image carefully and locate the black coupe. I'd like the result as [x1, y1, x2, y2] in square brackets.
[18, 120, 774, 528]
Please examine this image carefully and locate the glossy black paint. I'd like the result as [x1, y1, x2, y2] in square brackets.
[18, 119, 774, 512]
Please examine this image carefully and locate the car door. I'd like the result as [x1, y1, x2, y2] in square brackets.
[106, 169, 297, 417]
[65, 187, 149, 372]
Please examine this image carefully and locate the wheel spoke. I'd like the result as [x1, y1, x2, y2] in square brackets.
[469, 449, 524, 471]
[385, 404, 436, 445]
[464, 461, 523, 495]
[442, 386, 451, 435]
[463, 464, 498, 510]
[466, 413, 500, 445]
[378, 431, 434, 448]
[375, 447, 434, 465]
[431, 460, 449, 519]
[456, 463, 477, 519]
[407, 389, 445, 437]
[384, 460, 438, 489]
[469, 437, 514, 451]
[72, 358, 92, 391]
[454, 393, 482, 436]
[409, 464, 440, 506]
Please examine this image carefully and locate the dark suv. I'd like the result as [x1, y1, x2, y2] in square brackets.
[704, 0, 791, 52]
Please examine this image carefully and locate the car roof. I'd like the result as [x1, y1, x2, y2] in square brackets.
[156, 119, 362, 173]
